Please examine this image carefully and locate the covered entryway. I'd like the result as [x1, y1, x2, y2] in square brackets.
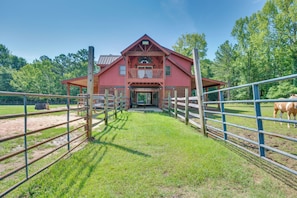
[130, 87, 160, 108]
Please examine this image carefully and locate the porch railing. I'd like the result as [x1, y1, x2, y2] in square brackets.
[128, 68, 163, 79]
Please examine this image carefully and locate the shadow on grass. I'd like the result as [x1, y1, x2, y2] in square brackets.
[216, 139, 297, 192]
[47, 143, 108, 197]
[46, 113, 130, 196]
[92, 140, 151, 158]
[92, 112, 151, 158]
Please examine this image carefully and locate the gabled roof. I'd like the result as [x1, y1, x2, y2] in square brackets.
[97, 55, 121, 67]
[96, 56, 124, 77]
[121, 34, 170, 56]
[164, 47, 193, 63]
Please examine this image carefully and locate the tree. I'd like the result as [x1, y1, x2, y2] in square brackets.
[266, 81, 297, 99]
[172, 33, 207, 59]
[10, 60, 58, 94]
[0, 44, 10, 67]
[263, 0, 297, 84]
[0, 44, 27, 70]
[0, 66, 14, 91]
[213, 41, 239, 100]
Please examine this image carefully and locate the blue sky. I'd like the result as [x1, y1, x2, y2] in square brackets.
[0, 0, 266, 63]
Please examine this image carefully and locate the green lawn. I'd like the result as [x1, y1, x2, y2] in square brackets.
[6, 111, 296, 197]
[0, 104, 71, 115]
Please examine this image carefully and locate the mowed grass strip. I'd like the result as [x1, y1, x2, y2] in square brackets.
[0, 105, 71, 115]
[7, 112, 296, 197]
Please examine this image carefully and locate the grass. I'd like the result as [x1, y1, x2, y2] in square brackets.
[5, 111, 296, 197]
[0, 104, 74, 115]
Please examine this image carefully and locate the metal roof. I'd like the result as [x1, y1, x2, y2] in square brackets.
[97, 55, 121, 65]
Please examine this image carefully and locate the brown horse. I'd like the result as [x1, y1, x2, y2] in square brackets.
[273, 94, 297, 128]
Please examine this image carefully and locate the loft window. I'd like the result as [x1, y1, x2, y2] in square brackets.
[138, 56, 152, 64]
[119, 65, 126, 75]
[142, 40, 149, 45]
[165, 66, 171, 76]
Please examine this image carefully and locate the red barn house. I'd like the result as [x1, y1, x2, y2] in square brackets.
[62, 34, 225, 108]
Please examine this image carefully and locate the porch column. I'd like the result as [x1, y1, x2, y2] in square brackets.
[125, 55, 130, 109]
[67, 84, 71, 105]
[217, 85, 220, 109]
[162, 55, 166, 108]
[205, 87, 208, 108]
[67, 84, 70, 95]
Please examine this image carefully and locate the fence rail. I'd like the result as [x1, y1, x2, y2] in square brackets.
[163, 74, 297, 177]
[0, 89, 126, 196]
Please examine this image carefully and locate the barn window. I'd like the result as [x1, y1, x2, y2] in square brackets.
[119, 65, 126, 75]
[165, 66, 171, 76]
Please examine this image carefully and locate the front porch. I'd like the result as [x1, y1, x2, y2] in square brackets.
[129, 86, 161, 108]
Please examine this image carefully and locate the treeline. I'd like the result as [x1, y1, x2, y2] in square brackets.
[173, 0, 297, 99]
[0, 45, 91, 103]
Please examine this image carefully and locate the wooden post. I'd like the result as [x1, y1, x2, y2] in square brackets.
[87, 46, 94, 139]
[104, 89, 109, 125]
[67, 84, 71, 111]
[174, 90, 177, 118]
[193, 48, 206, 135]
[167, 91, 171, 115]
[185, 88, 189, 125]
[114, 89, 118, 119]
[120, 92, 123, 113]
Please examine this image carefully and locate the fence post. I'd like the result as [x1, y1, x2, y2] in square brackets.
[168, 92, 171, 115]
[104, 89, 109, 125]
[219, 91, 227, 140]
[114, 89, 118, 119]
[87, 46, 94, 139]
[120, 92, 123, 113]
[253, 84, 265, 157]
[174, 90, 177, 118]
[185, 88, 189, 125]
[193, 48, 206, 135]
[66, 96, 70, 151]
[23, 95, 29, 179]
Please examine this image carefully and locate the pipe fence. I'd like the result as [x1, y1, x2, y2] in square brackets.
[163, 74, 297, 177]
[0, 89, 126, 196]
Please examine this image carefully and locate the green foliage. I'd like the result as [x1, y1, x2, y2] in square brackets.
[10, 60, 58, 94]
[172, 33, 207, 59]
[266, 81, 297, 98]
[211, 0, 297, 99]
[0, 67, 14, 91]
[0, 46, 89, 100]
[0, 44, 27, 70]
[212, 41, 239, 99]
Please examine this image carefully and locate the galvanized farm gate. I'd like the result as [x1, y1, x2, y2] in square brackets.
[0, 90, 126, 197]
[163, 49, 297, 181]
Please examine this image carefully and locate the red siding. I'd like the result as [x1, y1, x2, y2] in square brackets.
[165, 60, 191, 87]
[100, 60, 125, 86]
[168, 54, 192, 73]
